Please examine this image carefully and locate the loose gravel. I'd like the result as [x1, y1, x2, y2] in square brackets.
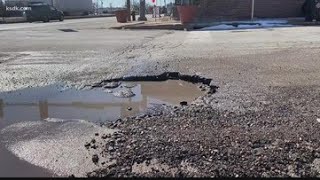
[86, 85, 320, 178]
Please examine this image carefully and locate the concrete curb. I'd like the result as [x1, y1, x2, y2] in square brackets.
[110, 22, 186, 31]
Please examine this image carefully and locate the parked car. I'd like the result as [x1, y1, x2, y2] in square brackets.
[26, 3, 64, 23]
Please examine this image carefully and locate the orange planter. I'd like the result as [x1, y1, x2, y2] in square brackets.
[177, 5, 198, 24]
[115, 10, 128, 23]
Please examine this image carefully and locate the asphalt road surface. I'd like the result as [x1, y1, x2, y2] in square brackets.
[1, 17, 320, 177]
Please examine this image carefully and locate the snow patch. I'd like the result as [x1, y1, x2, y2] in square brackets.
[201, 20, 293, 31]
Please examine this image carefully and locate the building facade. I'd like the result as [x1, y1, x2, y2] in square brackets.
[53, 0, 93, 15]
[176, 0, 305, 21]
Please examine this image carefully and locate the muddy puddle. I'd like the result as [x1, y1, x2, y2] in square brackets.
[0, 80, 205, 127]
[0, 144, 53, 177]
[0, 80, 206, 177]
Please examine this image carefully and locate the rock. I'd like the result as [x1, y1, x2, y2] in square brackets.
[84, 142, 91, 149]
[113, 89, 135, 98]
[180, 101, 188, 106]
[287, 165, 299, 177]
[104, 89, 113, 93]
[101, 134, 111, 139]
[103, 82, 120, 89]
[311, 158, 320, 174]
[108, 163, 117, 169]
[123, 83, 137, 88]
[127, 107, 132, 111]
[92, 154, 99, 164]
[108, 146, 115, 152]
[253, 148, 264, 156]
[95, 133, 99, 136]
[116, 138, 126, 143]
[261, 172, 270, 178]
[137, 114, 146, 119]
[91, 145, 97, 149]
[108, 140, 115, 145]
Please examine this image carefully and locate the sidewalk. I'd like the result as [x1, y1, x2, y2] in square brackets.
[287, 17, 320, 26]
[110, 15, 185, 30]
[0, 17, 26, 24]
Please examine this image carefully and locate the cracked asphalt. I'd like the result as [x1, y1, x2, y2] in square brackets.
[1, 17, 320, 177]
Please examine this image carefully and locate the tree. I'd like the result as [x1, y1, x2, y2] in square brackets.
[126, 0, 131, 21]
[138, 0, 147, 21]
[0, 0, 5, 21]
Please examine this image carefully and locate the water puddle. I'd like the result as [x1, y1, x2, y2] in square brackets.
[0, 143, 53, 177]
[0, 80, 206, 127]
[0, 80, 206, 177]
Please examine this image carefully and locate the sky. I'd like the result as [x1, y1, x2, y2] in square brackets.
[96, 0, 175, 8]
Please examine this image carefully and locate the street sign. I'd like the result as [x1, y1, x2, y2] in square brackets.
[152, 6, 160, 18]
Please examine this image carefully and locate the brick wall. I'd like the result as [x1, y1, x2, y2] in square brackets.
[254, 0, 305, 18]
[198, 0, 252, 21]
[197, 0, 305, 21]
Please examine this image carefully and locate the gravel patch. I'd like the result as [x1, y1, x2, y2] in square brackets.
[87, 86, 320, 177]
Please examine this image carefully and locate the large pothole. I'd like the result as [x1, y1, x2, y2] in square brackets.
[0, 73, 217, 127]
[0, 73, 217, 177]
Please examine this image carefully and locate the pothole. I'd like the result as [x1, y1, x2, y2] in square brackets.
[90, 72, 217, 93]
[0, 73, 217, 128]
[0, 73, 217, 177]
[59, 29, 78, 32]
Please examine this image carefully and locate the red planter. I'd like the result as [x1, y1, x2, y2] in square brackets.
[177, 5, 198, 24]
[115, 10, 128, 23]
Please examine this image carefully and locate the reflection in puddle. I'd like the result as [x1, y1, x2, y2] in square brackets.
[0, 80, 205, 177]
[0, 80, 205, 127]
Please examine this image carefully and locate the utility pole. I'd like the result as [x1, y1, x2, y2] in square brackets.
[100, 0, 103, 14]
[251, 0, 255, 20]
[0, 0, 5, 23]
[138, 0, 147, 21]
[127, 0, 131, 21]
[164, 0, 166, 15]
